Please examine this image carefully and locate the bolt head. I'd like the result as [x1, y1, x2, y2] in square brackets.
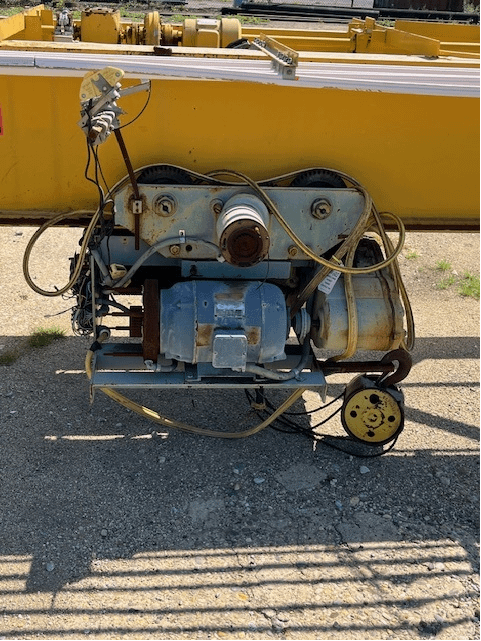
[153, 195, 176, 217]
[311, 198, 332, 220]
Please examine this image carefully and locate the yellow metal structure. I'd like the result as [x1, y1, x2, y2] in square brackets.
[0, 6, 479, 230]
[80, 8, 121, 45]
[1, 6, 479, 55]
[342, 376, 404, 445]
[0, 5, 54, 41]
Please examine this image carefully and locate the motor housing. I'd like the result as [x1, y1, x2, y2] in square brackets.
[158, 280, 288, 370]
[310, 239, 405, 352]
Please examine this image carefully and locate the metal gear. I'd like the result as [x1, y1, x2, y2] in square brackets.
[136, 165, 194, 185]
[290, 169, 346, 189]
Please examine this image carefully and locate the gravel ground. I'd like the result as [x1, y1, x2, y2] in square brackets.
[0, 7, 478, 640]
[0, 226, 479, 641]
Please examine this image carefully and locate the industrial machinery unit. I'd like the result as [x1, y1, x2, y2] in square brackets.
[1, 7, 479, 447]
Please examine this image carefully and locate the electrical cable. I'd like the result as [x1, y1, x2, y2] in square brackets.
[258, 389, 342, 431]
[22, 209, 99, 297]
[117, 81, 152, 130]
[320, 434, 400, 458]
[278, 392, 343, 416]
[206, 169, 406, 277]
[244, 387, 396, 456]
[85, 341, 308, 439]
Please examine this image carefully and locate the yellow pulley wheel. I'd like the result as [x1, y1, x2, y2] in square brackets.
[341, 375, 404, 446]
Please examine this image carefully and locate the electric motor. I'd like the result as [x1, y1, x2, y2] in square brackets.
[156, 280, 288, 370]
[310, 239, 405, 352]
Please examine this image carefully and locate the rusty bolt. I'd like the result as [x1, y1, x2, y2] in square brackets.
[288, 245, 298, 258]
[169, 245, 181, 256]
[154, 195, 176, 217]
[211, 199, 224, 216]
[311, 198, 332, 220]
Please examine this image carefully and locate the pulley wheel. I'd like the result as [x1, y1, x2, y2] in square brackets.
[341, 375, 404, 446]
[137, 165, 194, 185]
[290, 169, 346, 189]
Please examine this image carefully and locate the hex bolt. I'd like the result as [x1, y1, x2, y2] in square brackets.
[311, 198, 332, 220]
[211, 199, 224, 216]
[288, 245, 298, 257]
[154, 195, 176, 217]
[169, 245, 181, 256]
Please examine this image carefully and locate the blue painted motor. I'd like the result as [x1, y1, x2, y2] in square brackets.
[159, 280, 288, 371]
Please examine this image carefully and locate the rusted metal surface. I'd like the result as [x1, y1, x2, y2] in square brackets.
[319, 348, 412, 385]
[196, 324, 214, 348]
[142, 279, 160, 363]
[114, 129, 142, 250]
[128, 305, 143, 338]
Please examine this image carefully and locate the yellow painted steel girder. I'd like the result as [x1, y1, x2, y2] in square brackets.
[0, 7, 478, 229]
[0, 70, 478, 230]
[1, 6, 479, 57]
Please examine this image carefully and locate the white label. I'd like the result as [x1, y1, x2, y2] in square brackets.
[215, 302, 245, 320]
[318, 269, 341, 295]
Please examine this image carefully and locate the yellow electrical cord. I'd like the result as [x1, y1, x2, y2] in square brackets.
[373, 211, 415, 351]
[23, 209, 99, 297]
[85, 347, 307, 438]
[334, 244, 358, 361]
[207, 169, 406, 277]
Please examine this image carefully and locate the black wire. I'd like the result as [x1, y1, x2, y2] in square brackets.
[91, 144, 106, 209]
[244, 388, 396, 456]
[93, 144, 111, 196]
[320, 435, 399, 458]
[261, 392, 341, 430]
[83, 133, 117, 256]
[84, 139, 105, 212]
[244, 389, 340, 438]
[118, 83, 152, 130]
[282, 391, 344, 416]
[84, 103, 101, 196]
[311, 406, 342, 429]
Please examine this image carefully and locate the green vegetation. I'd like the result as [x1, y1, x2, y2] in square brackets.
[169, 12, 267, 25]
[405, 250, 419, 260]
[1, 326, 66, 366]
[1, 6, 25, 16]
[27, 327, 66, 349]
[458, 272, 480, 299]
[432, 263, 479, 299]
[119, 8, 146, 20]
[435, 259, 452, 272]
[219, 13, 268, 24]
[464, 1, 480, 12]
[170, 14, 203, 23]
[436, 275, 456, 290]
[0, 349, 19, 366]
